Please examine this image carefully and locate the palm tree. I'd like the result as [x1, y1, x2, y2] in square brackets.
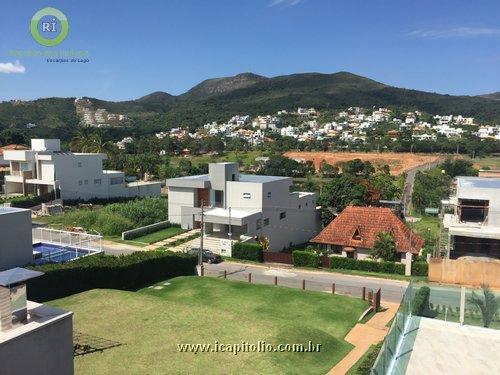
[467, 284, 499, 328]
[69, 127, 94, 152]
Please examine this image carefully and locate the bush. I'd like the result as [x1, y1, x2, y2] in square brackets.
[95, 212, 135, 236]
[27, 251, 197, 302]
[329, 257, 405, 275]
[350, 342, 382, 374]
[232, 242, 263, 262]
[293, 250, 321, 268]
[411, 261, 428, 276]
[412, 286, 437, 317]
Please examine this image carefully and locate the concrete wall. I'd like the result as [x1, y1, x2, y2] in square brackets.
[168, 187, 197, 226]
[0, 208, 33, 271]
[0, 314, 74, 375]
[31, 139, 60, 152]
[456, 184, 500, 227]
[429, 257, 500, 287]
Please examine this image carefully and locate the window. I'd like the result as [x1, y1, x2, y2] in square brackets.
[84, 179, 88, 185]
[214, 190, 223, 206]
[231, 174, 236, 181]
[77, 162, 82, 167]
[280, 211, 286, 220]
[78, 180, 82, 186]
[256, 218, 262, 230]
[94, 179, 101, 185]
[267, 191, 272, 198]
[243, 192, 251, 199]
[20, 162, 31, 172]
[263, 218, 270, 227]
[298, 204, 301, 209]
[110, 177, 124, 185]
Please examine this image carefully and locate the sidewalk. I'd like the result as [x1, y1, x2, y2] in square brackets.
[328, 302, 399, 374]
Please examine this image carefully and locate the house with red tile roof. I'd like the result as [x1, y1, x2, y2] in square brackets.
[311, 205, 424, 262]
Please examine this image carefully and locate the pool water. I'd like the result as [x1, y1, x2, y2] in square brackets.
[33, 243, 96, 265]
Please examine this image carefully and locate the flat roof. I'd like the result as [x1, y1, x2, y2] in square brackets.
[0, 206, 29, 215]
[204, 207, 261, 219]
[0, 268, 44, 287]
[239, 174, 290, 183]
[457, 176, 500, 189]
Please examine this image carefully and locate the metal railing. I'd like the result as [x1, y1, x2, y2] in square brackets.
[32, 227, 103, 253]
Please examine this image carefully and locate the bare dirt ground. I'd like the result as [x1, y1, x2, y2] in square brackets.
[283, 151, 441, 175]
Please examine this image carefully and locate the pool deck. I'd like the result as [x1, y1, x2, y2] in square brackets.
[405, 317, 500, 375]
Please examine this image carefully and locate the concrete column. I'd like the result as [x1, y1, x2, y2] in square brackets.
[405, 252, 413, 276]
[0, 286, 12, 332]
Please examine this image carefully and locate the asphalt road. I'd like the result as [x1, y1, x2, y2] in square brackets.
[204, 261, 409, 303]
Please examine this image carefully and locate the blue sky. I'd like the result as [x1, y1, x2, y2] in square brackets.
[1, 0, 500, 101]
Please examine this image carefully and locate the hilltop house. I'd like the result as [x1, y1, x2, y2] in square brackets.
[441, 177, 500, 259]
[311, 206, 423, 262]
[166, 162, 320, 252]
[3, 139, 161, 201]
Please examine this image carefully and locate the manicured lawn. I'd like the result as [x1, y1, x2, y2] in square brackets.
[132, 227, 186, 244]
[50, 276, 368, 374]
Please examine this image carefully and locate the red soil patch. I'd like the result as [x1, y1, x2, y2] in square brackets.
[283, 151, 440, 175]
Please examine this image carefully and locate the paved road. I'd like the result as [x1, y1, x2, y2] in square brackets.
[402, 160, 441, 217]
[204, 261, 409, 303]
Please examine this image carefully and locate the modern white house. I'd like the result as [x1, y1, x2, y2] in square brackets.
[3, 139, 161, 201]
[442, 176, 500, 259]
[166, 162, 320, 252]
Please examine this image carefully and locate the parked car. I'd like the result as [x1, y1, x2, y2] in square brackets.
[188, 248, 222, 264]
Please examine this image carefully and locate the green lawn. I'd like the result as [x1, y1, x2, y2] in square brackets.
[50, 276, 368, 374]
[171, 150, 264, 168]
[131, 227, 185, 244]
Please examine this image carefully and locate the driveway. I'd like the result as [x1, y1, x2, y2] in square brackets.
[204, 261, 409, 303]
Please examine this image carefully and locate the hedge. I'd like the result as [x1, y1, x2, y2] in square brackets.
[411, 261, 429, 276]
[27, 251, 197, 302]
[1, 190, 59, 208]
[232, 242, 263, 262]
[329, 257, 405, 275]
[292, 250, 321, 268]
[411, 286, 437, 317]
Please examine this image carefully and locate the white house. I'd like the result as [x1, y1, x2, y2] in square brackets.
[3, 139, 161, 201]
[442, 177, 500, 259]
[166, 163, 320, 252]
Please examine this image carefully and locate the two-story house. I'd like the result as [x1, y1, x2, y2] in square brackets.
[3, 139, 161, 201]
[442, 177, 500, 259]
[166, 162, 320, 252]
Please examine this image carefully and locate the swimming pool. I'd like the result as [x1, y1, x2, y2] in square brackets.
[33, 242, 101, 265]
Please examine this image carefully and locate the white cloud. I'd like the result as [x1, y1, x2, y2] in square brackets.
[0, 60, 26, 74]
[270, 0, 302, 7]
[409, 27, 500, 38]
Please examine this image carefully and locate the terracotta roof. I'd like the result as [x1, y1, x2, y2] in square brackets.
[0, 144, 28, 156]
[311, 206, 424, 254]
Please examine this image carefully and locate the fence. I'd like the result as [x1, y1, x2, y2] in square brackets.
[32, 227, 102, 253]
[203, 266, 380, 307]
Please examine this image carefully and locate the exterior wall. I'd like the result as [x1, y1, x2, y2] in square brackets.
[0, 313, 74, 375]
[429, 257, 500, 287]
[0, 208, 33, 271]
[226, 181, 263, 210]
[456, 184, 500, 227]
[168, 187, 197, 226]
[355, 248, 371, 260]
[31, 139, 60, 152]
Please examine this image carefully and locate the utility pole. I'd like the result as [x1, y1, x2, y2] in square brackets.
[228, 206, 232, 240]
[199, 200, 204, 268]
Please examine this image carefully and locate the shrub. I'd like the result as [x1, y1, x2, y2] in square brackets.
[411, 261, 428, 276]
[412, 286, 437, 317]
[329, 257, 405, 275]
[95, 212, 134, 236]
[27, 251, 197, 302]
[232, 242, 263, 262]
[351, 342, 382, 374]
[293, 250, 321, 268]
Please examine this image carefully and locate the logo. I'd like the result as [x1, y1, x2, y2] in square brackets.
[30, 7, 69, 47]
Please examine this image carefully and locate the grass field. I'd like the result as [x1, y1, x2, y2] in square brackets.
[470, 155, 500, 170]
[50, 276, 368, 374]
[131, 227, 185, 244]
